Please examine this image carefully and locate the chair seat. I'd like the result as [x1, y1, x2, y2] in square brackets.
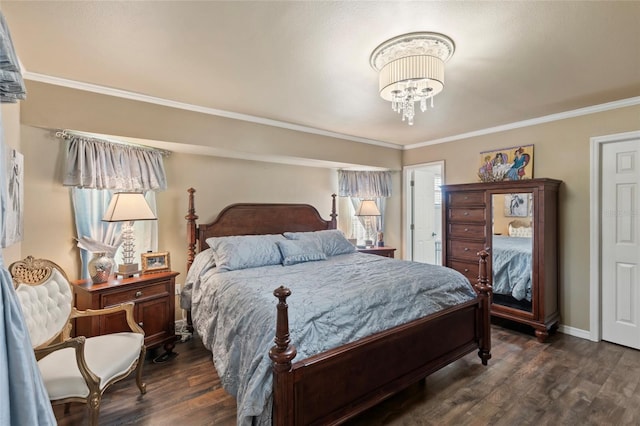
[38, 332, 144, 400]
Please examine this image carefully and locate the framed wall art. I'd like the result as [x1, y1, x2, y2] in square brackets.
[1, 147, 23, 247]
[141, 251, 170, 274]
[478, 144, 534, 182]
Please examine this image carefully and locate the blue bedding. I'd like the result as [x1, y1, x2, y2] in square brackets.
[492, 236, 532, 301]
[181, 251, 476, 425]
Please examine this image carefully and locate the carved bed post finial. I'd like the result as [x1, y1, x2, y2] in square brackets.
[476, 249, 492, 365]
[186, 188, 199, 273]
[330, 193, 337, 229]
[269, 286, 297, 425]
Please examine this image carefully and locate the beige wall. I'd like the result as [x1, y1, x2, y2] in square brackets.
[404, 104, 640, 332]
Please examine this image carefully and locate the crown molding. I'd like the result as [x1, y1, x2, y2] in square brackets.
[404, 96, 640, 150]
[23, 71, 402, 150]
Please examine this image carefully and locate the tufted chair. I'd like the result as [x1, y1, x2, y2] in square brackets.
[10, 256, 147, 425]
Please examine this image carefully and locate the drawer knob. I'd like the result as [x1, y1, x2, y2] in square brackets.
[464, 196, 468, 200]
[464, 228, 469, 232]
[464, 268, 469, 272]
[135, 291, 143, 298]
[464, 247, 470, 251]
[463, 211, 469, 216]
[138, 321, 144, 327]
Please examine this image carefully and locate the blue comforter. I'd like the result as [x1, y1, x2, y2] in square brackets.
[492, 236, 532, 301]
[181, 251, 476, 425]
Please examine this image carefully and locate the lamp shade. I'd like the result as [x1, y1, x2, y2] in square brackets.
[102, 192, 157, 222]
[356, 200, 381, 217]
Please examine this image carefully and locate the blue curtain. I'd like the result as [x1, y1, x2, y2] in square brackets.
[0, 54, 55, 422]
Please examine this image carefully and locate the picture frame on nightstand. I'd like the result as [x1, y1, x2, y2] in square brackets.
[141, 251, 170, 274]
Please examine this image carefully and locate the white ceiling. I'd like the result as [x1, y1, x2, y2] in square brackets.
[2, 1, 640, 148]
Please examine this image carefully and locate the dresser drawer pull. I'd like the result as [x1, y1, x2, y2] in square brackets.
[464, 247, 470, 251]
[464, 228, 469, 232]
[463, 211, 469, 216]
[135, 291, 143, 298]
[138, 321, 144, 327]
[464, 196, 468, 200]
[464, 268, 470, 272]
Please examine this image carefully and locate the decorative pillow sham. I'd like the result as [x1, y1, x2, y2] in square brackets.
[276, 239, 327, 266]
[205, 234, 285, 272]
[283, 229, 356, 257]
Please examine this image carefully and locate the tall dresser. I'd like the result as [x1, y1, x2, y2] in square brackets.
[441, 178, 561, 342]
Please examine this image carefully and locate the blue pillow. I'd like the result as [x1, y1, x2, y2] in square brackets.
[205, 234, 284, 272]
[276, 239, 327, 266]
[283, 229, 356, 257]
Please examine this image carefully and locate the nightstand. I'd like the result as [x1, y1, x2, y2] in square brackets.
[72, 271, 180, 354]
[357, 246, 396, 258]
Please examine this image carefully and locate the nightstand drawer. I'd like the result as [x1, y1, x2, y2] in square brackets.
[447, 207, 486, 223]
[447, 191, 484, 206]
[102, 282, 169, 306]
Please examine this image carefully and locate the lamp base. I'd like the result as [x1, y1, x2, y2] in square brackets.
[117, 263, 141, 278]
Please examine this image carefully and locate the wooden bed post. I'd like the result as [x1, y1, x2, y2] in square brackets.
[330, 193, 337, 229]
[269, 286, 297, 426]
[476, 249, 492, 365]
[186, 188, 199, 273]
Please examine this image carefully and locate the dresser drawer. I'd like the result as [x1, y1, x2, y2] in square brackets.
[102, 281, 169, 306]
[448, 240, 487, 262]
[448, 260, 480, 285]
[447, 191, 484, 206]
[448, 207, 486, 223]
[448, 222, 486, 239]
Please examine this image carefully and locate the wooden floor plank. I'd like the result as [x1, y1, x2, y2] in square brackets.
[52, 323, 640, 425]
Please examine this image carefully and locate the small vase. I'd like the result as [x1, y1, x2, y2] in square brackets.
[88, 252, 114, 284]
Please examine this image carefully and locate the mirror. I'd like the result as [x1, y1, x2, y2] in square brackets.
[491, 193, 534, 312]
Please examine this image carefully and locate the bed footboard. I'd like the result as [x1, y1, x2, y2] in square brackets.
[270, 250, 492, 425]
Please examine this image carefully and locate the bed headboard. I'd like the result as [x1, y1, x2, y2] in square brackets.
[186, 188, 337, 271]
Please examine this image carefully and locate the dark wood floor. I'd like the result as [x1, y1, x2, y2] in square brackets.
[54, 323, 640, 425]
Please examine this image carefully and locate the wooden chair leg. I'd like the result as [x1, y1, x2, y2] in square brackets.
[136, 346, 147, 394]
[88, 393, 101, 426]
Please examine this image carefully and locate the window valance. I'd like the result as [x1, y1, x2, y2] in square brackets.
[338, 170, 392, 198]
[62, 133, 168, 191]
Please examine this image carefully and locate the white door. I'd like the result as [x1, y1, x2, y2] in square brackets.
[404, 162, 443, 263]
[602, 139, 640, 349]
[412, 169, 436, 263]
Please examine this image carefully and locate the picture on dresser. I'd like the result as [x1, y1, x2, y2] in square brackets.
[142, 251, 170, 274]
[478, 144, 534, 182]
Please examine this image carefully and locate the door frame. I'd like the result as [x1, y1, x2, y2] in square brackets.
[403, 161, 445, 261]
[590, 130, 640, 342]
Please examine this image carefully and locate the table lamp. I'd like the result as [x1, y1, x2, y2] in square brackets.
[356, 200, 381, 248]
[102, 192, 157, 276]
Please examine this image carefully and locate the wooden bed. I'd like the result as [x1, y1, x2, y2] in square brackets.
[185, 188, 492, 425]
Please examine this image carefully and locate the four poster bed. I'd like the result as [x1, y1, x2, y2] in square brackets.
[182, 188, 492, 425]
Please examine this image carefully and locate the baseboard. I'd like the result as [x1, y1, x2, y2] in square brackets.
[557, 324, 592, 340]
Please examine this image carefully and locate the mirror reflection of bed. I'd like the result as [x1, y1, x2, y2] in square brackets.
[491, 193, 533, 313]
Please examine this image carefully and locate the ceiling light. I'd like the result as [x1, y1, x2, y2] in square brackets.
[370, 32, 455, 125]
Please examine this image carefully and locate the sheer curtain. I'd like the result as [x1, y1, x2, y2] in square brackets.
[62, 132, 167, 279]
[338, 171, 392, 242]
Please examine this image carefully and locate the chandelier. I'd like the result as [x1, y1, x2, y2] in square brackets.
[370, 32, 455, 125]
